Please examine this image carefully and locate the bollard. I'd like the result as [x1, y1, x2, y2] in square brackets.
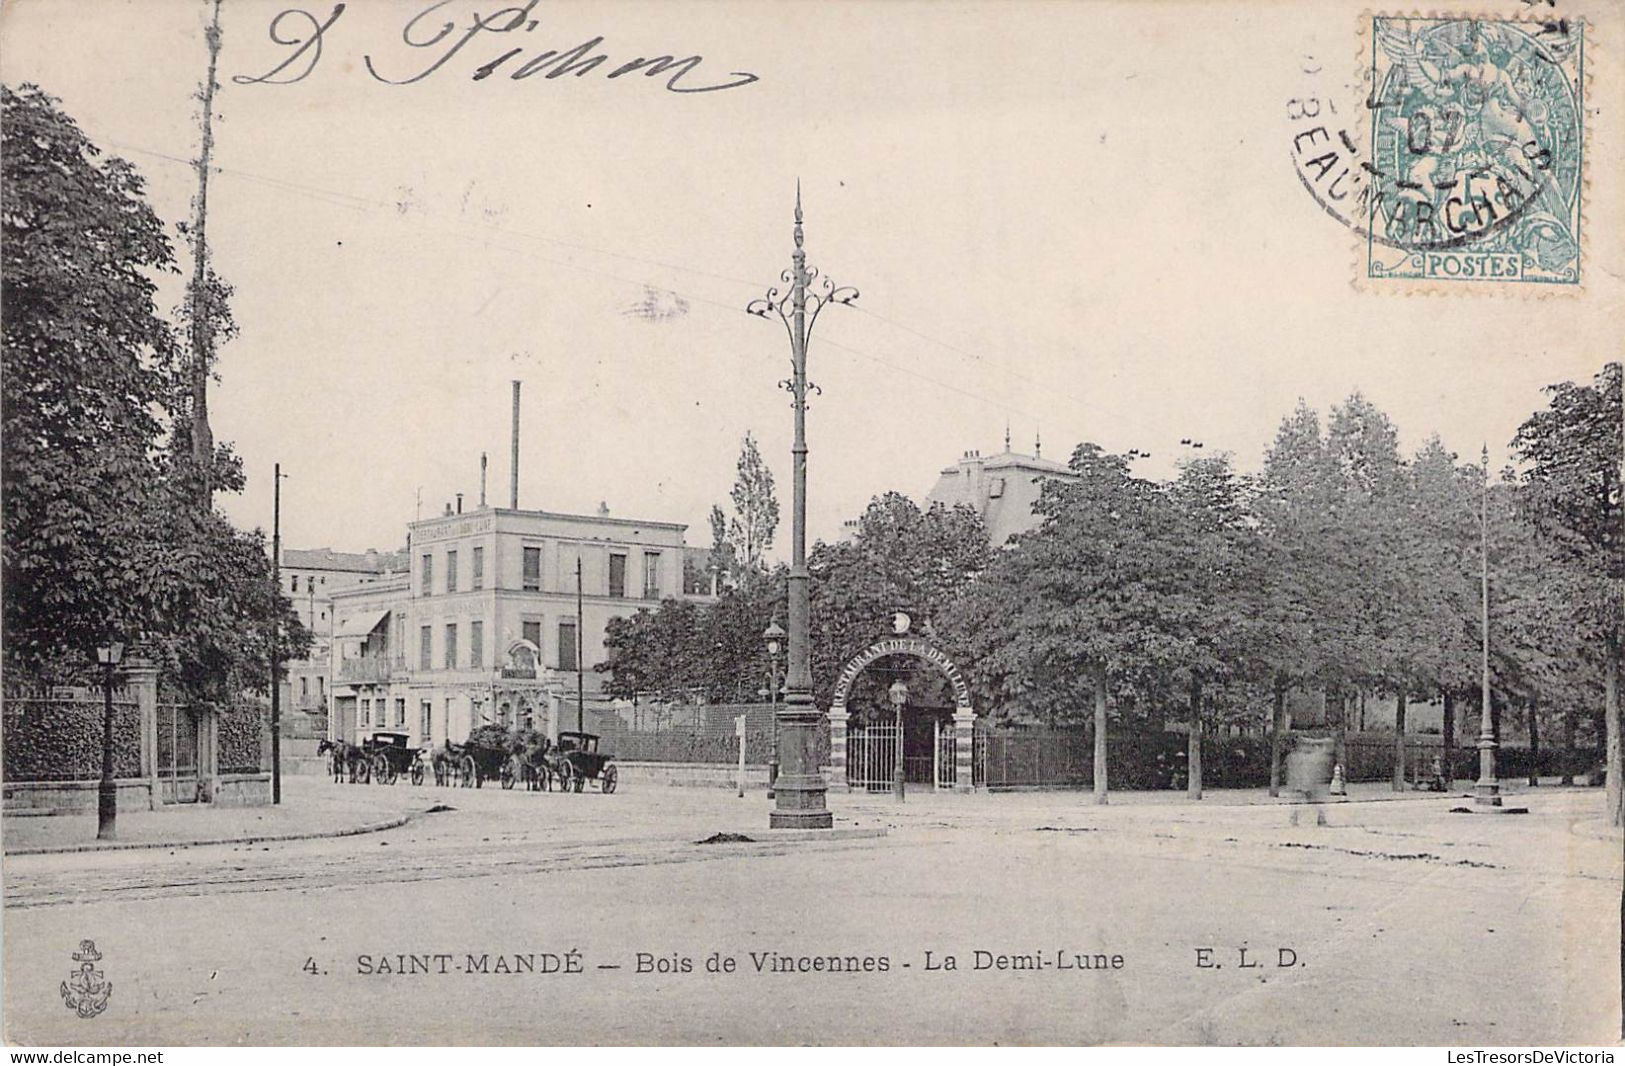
[893, 764, 905, 801]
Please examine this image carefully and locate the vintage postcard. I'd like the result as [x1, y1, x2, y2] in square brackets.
[2, 0, 1622, 1051]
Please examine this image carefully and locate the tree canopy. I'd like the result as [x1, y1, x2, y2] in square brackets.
[1, 84, 306, 698]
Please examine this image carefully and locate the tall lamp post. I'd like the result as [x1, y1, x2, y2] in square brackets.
[271, 462, 286, 804]
[96, 641, 125, 840]
[1475, 445, 1503, 808]
[747, 184, 857, 830]
[762, 619, 785, 799]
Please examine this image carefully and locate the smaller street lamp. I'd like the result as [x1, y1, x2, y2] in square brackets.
[96, 641, 125, 840]
[763, 619, 786, 799]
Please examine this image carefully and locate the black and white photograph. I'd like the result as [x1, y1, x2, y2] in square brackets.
[1, 0, 1622, 1049]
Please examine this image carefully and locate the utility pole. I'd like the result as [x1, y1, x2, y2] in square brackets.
[187, 0, 225, 508]
[576, 555, 585, 734]
[271, 463, 286, 805]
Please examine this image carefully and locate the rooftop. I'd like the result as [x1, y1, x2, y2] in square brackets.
[282, 547, 409, 573]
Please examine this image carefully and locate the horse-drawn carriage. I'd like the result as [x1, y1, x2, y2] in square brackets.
[364, 732, 427, 785]
[548, 731, 618, 793]
[318, 733, 428, 785]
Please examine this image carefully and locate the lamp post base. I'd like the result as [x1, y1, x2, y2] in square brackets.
[96, 780, 117, 840]
[770, 809, 834, 829]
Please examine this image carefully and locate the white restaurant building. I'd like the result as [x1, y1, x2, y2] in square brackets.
[327, 503, 712, 748]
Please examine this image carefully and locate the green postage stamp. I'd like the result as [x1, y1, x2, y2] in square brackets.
[1364, 15, 1585, 286]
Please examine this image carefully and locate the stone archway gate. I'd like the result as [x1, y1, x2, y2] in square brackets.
[827, 636, 976, 793]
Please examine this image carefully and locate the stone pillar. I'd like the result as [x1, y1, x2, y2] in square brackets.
[953, 707, 976, 793]
[126, 656, 160, 810]
[196, 702, 220, 803]
[828, 705, 850, 792]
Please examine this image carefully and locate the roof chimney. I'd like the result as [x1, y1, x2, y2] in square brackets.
[510, 380, 521, 509]
[479, 452, 487, 508]
[443, 502, 453, 516]
[456, 493, 464, 515]
[597, 501, 610, 517]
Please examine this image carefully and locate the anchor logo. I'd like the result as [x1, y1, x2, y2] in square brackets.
[59, 940, 112, 1018]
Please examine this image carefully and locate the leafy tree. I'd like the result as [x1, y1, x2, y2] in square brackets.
[1165, 454, 1256, 798]
[708, 432, 779, 587]
[1, 84, 306, 701]
[949, 445, 1190, 803]
[1512, 362, 1623, 825]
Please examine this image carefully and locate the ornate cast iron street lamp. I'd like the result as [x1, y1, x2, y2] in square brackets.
[762, 619, 785, 799]
[747, 185, 857, 829]
[96, 641, 125, 840]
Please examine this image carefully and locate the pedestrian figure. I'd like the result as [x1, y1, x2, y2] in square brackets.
[1285, 737, 1335, 827]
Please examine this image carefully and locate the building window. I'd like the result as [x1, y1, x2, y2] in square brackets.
[558, 619, 578, 672]
[420, 700, 432, 740]
[470, 620, 484, 669]
[446, 549, 458, 593]
[420, 625, 432, 670]
[361, 698, 371, 727]
[472, 546, 484, 590]
[300, 677, 309, 700]
[523, 546, 541, 591]
[522, 619, 542, 654]
[317, 676, 325, 700]
[445, 623, 458, 670]
[395, 698, 406, 727]
[609, 552, 627, 598]
[643, 551, 661, 599]
[421, 553, 433, 596]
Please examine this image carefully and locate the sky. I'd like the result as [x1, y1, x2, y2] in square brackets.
[4, 0, 1620, 557]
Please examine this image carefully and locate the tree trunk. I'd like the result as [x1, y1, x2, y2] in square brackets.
[1526, 696, 1540, 787]
[1187, 676, 1203, 801]
[1269, 679, 1287, 797]
[1562, 702, 1576, 786]
[1606, 633, 1622, 827]
[1329, 684, 1347, 780]
[1092, 668, 1109, 805]
[1392, 689, 1407, 792]
[1442, 689, 1456, 790]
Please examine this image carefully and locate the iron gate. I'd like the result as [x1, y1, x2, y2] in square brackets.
[156, 703, 199, 803]
[936, 719, 957, 789]
[846, 723, 900, 792]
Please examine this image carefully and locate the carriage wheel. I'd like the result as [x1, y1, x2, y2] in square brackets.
[555, 760, 575, 793]
[459, 754, 477, 787]
[601, 764, 618, 794]
[382, 758, 399, 786]
[410, 760, 426, 786]
[500, 756, 518, 790]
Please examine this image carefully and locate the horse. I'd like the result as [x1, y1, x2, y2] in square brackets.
[509, 734, 553, 791]
[432, 742, 464, 787]
[316, 739, 368, 783]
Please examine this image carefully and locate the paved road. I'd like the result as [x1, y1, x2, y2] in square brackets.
[4, 778, 1619, 1045]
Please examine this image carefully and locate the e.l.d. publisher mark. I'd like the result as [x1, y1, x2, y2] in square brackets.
[59, 940, 113, 1019]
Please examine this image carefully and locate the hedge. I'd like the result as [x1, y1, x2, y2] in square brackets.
[2, 697, 142, 782]
[218, 703, 266, 775]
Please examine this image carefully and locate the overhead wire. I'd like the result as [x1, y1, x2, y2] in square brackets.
[97, 132, 1081, 428]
